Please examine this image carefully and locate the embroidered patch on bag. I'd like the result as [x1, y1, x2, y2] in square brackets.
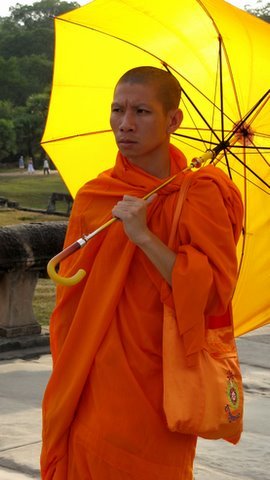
[225, 370, 240, 422]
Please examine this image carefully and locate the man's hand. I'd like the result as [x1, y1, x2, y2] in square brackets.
[112, 194, 157, 245]
[112, 193, 176, 285]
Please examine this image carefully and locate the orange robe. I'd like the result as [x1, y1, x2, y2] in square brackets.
[41, 145, 243, 479]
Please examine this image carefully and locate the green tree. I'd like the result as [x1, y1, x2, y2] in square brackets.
[9, 0, 79, 28]
[0, 100, 14, 119]
[0, 1, 78, 163]
[0, 55, 52, 105]
[0, 119, 16, 161]
[0, 25, 54, 59]
[14, 92, 50, 165]
[246, 1, 270, 23]
[0, 1, 79, 59]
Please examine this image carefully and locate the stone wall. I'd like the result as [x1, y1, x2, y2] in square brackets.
[0, 222, 67, 337]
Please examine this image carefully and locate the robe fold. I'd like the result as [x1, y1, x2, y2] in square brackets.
[41, 144, 243, 479]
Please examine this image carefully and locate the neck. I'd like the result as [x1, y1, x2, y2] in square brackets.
[128, 145, 171, 179]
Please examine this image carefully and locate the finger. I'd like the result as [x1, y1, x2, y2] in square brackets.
[111, 208, 122, 220]
[122, 195, 138, 201]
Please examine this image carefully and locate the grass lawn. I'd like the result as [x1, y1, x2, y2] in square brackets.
[0, 169, 70, 326]
[0, 208, 69, 226]
[33, 278, 56, 327]
[0, 169, 70, 211]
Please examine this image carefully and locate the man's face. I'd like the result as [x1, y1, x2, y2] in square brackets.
[110, 82, 177, 164]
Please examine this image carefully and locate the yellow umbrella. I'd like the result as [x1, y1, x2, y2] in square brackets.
[41, 0, 270, 336]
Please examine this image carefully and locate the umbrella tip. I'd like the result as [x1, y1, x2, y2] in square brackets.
[233, 122, 254, 145]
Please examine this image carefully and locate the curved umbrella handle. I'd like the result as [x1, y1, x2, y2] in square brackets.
[47, 218, 117, 286]
[47, 240, 87, 286]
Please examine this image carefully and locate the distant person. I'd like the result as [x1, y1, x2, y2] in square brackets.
[43, 158, 50, 175]
[18, 155, 25, 170]
[27, 158, 35, 174]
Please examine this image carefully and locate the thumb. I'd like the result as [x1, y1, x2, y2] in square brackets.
[145, 193, 158, 205]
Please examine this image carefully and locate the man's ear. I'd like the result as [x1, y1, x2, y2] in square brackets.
[167, 109, 183, 134]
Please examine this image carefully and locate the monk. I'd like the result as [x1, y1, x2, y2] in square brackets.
[41, 66, 243, 479]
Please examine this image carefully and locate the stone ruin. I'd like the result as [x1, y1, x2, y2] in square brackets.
[0, 222, 67, 338]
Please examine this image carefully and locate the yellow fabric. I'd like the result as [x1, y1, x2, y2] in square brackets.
[41, 0, 270, 336]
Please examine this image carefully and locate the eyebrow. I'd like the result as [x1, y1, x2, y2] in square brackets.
[111, 102, 151, 108]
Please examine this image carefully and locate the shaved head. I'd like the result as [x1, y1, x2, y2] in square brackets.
[116, 66, 181, 113]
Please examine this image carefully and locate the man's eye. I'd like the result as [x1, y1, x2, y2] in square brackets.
[112, 107, 121, 112]
[137, 109, 150, 114]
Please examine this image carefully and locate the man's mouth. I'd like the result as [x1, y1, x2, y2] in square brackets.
[117, 138, 137, 144]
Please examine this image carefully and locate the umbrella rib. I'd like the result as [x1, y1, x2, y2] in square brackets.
[216, 159, 269, 195]
[173, 132, 219, 146]
[172, 136, 207, 153]
[219, 40, 242, 120]
[165, 64, 236, 127]
[196, 0, 242, 119]
[230, 145, 270, 151]
[163, 64, 220, 149]
[249, 139, 270, 167]
[41, 129, 112, 145]
[218, 34, 232, 179]
[164, 64, 222, 144]
[225, 149, 270, 189]
[180, 87, 222, 143]
[209, 51, 220, 149]
[255, 132, 270, 139]
[247, 91, 270, 126]
[180, 96, 209, 151]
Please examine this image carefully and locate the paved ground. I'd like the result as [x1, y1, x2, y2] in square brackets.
[0, 325, 269, 480]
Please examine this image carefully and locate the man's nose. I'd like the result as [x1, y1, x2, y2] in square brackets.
[119, 112, 135, 131]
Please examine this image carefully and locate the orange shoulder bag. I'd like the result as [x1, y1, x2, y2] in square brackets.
[163, 172, 244, 444]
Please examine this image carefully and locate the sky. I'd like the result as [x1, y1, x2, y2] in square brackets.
[0, 0, 266, 18]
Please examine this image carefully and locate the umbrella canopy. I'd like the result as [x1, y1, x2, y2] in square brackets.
[41, 0, 270, 336]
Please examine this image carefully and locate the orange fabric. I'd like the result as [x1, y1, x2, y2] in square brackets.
[41, 145, 243, 479]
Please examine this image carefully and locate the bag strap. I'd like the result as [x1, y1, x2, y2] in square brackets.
[168, 172, 194, 248]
